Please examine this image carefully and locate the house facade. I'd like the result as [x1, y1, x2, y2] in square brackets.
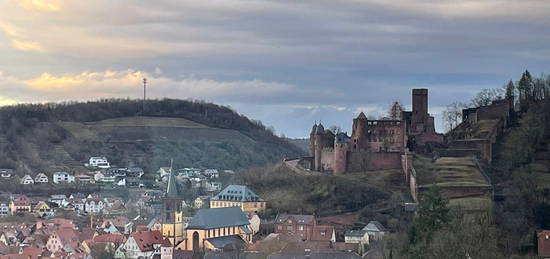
[35, 173, 49, 183]
[0, 202, 9, 217]
[274, 214, 316, 240]
[34, 201, 55, 217]
[10, 195, 32, 215]
[363, 221, 387, 241]
[85, 198, 105, 214]
[345, 230, 369, 245]
[89, 157, 110, 168]
[53, 172, 75, 184]
[115, 231, 166, 259]
[0, 169, 15, 179]
[20, 174, 34, 185]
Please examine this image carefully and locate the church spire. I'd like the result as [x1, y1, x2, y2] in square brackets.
[165, 170, 179, 198]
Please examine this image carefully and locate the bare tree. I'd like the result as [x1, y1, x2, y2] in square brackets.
[471, 88, 504, 107]
[442, 102, 467, 131]
[388, 101, 404, 120]
[329, 125, 342, 134]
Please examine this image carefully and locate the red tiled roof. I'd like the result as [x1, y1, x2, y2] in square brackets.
[93, 233, 127, 244]
[22, 246, 44, 259]
[130, 230, 169, 252]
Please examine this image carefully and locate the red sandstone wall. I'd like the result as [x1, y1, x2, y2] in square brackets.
[321, 149, 335, 171]
[333, 144, 348, 175]
[348, 151, 402, 171]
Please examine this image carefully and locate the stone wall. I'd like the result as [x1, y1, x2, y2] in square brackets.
[348, 151, 402, 172]
[321, 148, 335, 172]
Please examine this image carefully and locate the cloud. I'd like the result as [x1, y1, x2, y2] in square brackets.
[17, 0, 61, 12]
[1, 69, 298, 104]
[10, 39, 45, 52]
[0, 22, 46, 52]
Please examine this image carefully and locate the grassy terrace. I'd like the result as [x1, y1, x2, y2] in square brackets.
[414, 155, 492, 212]
[415, 156, 489, 188]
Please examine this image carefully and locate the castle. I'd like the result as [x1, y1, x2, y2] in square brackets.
[305, 89, 443, 174]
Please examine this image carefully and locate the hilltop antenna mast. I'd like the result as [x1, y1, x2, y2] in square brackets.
[142, 78, 147, 115]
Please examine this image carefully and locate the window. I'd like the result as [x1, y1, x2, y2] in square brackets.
[277, 225, 282, 230]
[299, 225, 304, 231]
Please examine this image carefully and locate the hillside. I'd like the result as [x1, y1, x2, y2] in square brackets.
[0, 99, 305, 174]
[285, 138, 310, 154]
[237, 162, 410, 228]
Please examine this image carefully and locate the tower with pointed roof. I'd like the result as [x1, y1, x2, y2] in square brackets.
[161, 171, 185, 247]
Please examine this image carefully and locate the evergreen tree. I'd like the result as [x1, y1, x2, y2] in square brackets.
[518, 70, 534, 112]
[505, 80, 515, 99]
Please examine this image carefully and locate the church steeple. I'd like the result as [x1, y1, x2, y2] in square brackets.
[161, 170, 185, 247]
[165, 170, 179, 198]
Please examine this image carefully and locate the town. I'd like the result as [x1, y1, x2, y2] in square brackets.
[0, 154, 382, 259]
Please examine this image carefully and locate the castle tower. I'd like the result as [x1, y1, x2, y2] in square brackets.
[309, 124, 317, 156]
[314, 123, 325, 171]
[351, 112, 369, 151]
[161, 170, 185, 246]
[333, 132, 350, 174]
[411, 89, 428, 132]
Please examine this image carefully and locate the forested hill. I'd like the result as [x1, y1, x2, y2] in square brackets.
[0, 99, 305, 174]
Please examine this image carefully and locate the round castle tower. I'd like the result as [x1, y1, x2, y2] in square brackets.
[333, 132, 350, 174]
[352, 112, 369, 151]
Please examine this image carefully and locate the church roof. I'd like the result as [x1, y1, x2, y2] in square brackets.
[165, 170, 179, 198]
[187, 207, 249, 229]
[211, 185, 263, 202]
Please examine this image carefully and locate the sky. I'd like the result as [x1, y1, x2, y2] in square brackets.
[1, 0, 549, 137]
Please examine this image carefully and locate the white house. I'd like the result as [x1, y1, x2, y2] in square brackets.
[84, 198, 105, 214]
[116, 178, 126, 186]
[0, 169, 15, 179]
[246, 211, 261, 235]
[157, 167, 171, 178]
[50, 195, 67, 207]
[363, 221, 387, 241]
[345, 230, 369, 245]
[0, 202, 9, 217]
[89, 157, 110, 168]
[115, 231, 164, 259]
[53, 172, 75, 184]
[94, 172, 115, 183]
[34, 173, 49, 183]
[203, 169, 219, 178]
[20, 175, 34, 185]
[204, 181, 222, 192]
[75, 173, 93, 183]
